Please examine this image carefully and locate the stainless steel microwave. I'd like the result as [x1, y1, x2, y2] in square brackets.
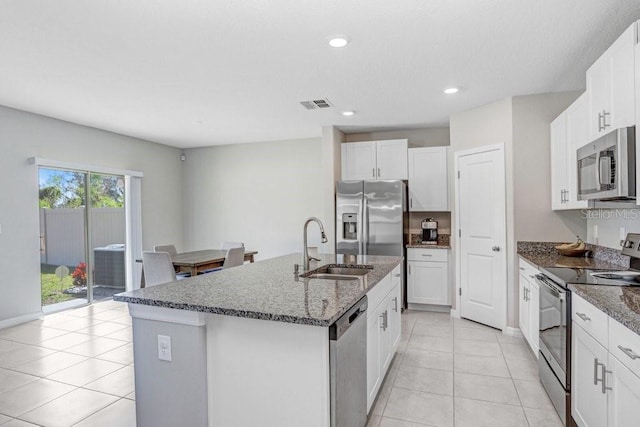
[577, 127, 636, 201]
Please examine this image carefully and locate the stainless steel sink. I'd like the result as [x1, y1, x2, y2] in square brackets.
[301, 264, 373, 280]
[305, 273, 360, 280]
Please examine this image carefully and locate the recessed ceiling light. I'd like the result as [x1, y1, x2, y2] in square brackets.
[342, 110, 355, 116]
[444, 87, 459, 94]
[328, 36, 350, 48]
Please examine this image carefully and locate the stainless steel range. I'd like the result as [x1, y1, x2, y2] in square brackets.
[535, 233, 640, 426]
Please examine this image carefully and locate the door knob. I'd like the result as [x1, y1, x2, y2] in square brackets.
[492, 246, 500, 252]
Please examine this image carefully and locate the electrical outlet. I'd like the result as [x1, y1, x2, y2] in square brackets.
[157, 335, 172, 362]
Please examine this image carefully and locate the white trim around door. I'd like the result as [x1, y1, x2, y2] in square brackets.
[454, 143, 507, 331]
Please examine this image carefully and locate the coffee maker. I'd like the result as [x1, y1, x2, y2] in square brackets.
[421, 218, 438, 245]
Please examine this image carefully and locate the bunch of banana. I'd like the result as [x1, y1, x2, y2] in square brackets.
[556, 237, 586, 251]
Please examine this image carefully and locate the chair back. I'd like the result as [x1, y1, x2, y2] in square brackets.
[223, 247, 245, 269]
[220, 241, 244, 250]
[153, 244, 178, 258]
[142, 251, 177, 287]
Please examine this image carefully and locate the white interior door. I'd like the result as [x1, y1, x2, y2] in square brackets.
[456, 144, 506, 330]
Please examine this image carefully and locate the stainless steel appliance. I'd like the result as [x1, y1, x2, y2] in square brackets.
[421, 218, 438, 245]
[336, 180, 406, 257]
[535, 233, 640, 426]
[329, 296, 368, 427]
[577, 126, 636, 201]
[535, 271, 571, 425]
[336, 180, 407, 303]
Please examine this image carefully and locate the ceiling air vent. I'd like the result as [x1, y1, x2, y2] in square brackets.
[300, 99, 333, 110]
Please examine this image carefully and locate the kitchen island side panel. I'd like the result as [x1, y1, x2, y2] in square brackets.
[207, 314, 330, 427]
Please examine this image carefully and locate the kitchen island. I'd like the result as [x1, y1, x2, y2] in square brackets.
[114, 253, 403, 427]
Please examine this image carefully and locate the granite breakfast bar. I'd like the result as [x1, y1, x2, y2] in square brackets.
[114, 253, 403, 427]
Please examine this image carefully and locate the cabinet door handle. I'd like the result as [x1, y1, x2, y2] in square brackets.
[372, 168, 376, 178]
[392, 297, 398, 312]
[594, 358, 604, 386]
[380, 310, 388, 330]
[408, 264, 411, 275]
[520, 267, 525, 271]
[598, 112, 603, 132]
[602, 110, 610, 129]
[601, 364, 612, 394]
[618, 345, 640, 360]
[565, 190, 569, 202]
[410, 198, 413, 209]
[377, 167, 381, 178]
[421, 254, 432, 257]
[576, 312, 591, 322]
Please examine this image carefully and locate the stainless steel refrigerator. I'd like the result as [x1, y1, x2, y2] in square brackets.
[336, 180, 407, 303]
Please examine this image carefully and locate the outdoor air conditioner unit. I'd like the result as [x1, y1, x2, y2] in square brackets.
[93, 244, 125, 289]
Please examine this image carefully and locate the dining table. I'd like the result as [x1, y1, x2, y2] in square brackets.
[171, 249, 257, 276]
[138, 249, 257, 288]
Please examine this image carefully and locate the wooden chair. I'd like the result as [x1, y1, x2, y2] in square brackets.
[142, 251, 176, 287]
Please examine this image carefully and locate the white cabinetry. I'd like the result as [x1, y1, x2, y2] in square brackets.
[342, 139, 408, 181]
[571, 294, 640, 427]
[366, 265, 402, 412]
[586, 22, 637, 141]
[407, 248, 449, 306]
[550, 94, 589, 211]
[407, 147, 448, 211]
[518, 258, 539, 356]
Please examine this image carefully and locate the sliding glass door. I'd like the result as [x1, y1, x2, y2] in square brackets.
[39, 168, 126, 312]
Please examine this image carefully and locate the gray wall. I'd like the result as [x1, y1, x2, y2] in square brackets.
[0, 105, 183, 323]
[345, 127, 450, 148]
[512, 93, 586, 243]
[182, 138, 324, 260]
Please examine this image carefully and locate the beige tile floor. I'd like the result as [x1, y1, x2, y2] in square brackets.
[0, 303, 562, 426]
[0, 300, 135, 426]
[367, 310, 564, 427]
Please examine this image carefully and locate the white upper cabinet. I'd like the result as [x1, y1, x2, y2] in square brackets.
[376, 139, 408, 180]
[550, 94, 589, 210]
[586, 22, 637, 141]
[342, 139, 408, 181]
[341, 141, 378, 180]
[408, 147, 448, 211]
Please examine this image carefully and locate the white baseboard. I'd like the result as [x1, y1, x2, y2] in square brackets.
[502, 326, 523, 337]
[449, 309, 461, 318]
[0, 311, 44, 330]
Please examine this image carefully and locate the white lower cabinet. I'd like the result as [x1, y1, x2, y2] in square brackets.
[572, 294, 640, 427]
[518, 258, 539, 356]
[572, 323, 608, 427]
[407, 248, 449, 306]
[366, 265, 402, 412]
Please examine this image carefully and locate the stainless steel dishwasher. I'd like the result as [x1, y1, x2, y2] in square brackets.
[330, 295, 368, 427]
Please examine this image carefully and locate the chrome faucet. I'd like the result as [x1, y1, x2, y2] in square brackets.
[303, 217, 328, 270]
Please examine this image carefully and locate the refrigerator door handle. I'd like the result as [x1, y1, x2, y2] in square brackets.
[362, 197, 368, 255]
[357, 198, 364, 255]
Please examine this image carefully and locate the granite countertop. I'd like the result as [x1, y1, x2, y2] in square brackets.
[517, 241, 629, 270]
[406, 234, 451, 249]
[569, 284, 640, 336]
[114, 253, 402, 327]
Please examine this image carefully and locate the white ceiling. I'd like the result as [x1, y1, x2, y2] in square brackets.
[1, 1, 639, 148]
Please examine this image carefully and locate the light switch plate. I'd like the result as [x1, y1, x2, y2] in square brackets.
[157, 335, 172, 362]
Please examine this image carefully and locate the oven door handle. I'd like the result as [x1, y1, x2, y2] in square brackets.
[535, 274, 562, 299]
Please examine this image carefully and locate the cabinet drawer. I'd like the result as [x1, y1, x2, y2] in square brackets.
[391, 265, 401, 287]
[518, 258, 539, 278]
[367, 272, 392, 318]
[407, 248, 448, 262]
[609, 317, 640, 378]
[572, 294, 608, 346]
